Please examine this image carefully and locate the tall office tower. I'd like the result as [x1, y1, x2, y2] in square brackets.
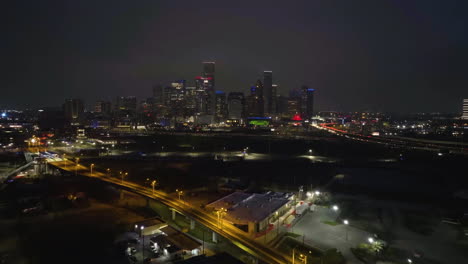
[168, 80, 186, 116]
[152, 84, 164, 105]
[276, 95, 288, 115]
[215, 91, 227, 121]
[287, 99, 300, 117]
[195, 76, 215, 115]
[271, 84, 278, 114]
[300, 85, 315, 119]
[463, 99, 468, 120]
[116, 96, 137, 112]
[94, 101, 111, 115]
[163, 86, 172, 106]
[203, 62, 215, 80]
[63, 98, 84, 123]
[246, 80, 264, 117]
[263, 71, 273, 115]
[184, 86, 197, 115]
[200, 62, 216, 117]
[169, 80, 186, 102]
[227, 92, 245, 120]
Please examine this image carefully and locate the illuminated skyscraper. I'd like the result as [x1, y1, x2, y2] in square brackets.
[271, 84, 278, 115]
[167, 80, 186, 117]
[116, 96, 137, 112]
[196, 62, 216, 118]
[63, 98, 84, 123]
[228, 92, 245, 120]
[94, 101, 111, 115]
[215, 91, 227, 121]
[246, 80, 264, 117]
[203, 62, 215, 79]
[300, 86, 315, 119]
[195, 76, 215, 115]
[152, 84, 164, 105]
[463, 99, 468, 120]
[263, 71, 273, 115]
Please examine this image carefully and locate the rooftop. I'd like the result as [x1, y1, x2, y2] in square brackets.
[134, 217, 166, 229]
[207, 191, 293, 223]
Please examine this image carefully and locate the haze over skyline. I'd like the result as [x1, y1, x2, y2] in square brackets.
[2, 0, 468, 113]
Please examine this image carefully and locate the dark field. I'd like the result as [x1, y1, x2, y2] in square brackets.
[76, 134, 468, 208]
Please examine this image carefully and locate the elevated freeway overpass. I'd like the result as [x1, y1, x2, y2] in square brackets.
[47, 159, 291, 264]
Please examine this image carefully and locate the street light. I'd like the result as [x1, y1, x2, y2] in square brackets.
[120, 171, 128, 183]
[407, 259, 413, 263]
[106, 168, 110, 177]
[332, 205, 339, 211]
[75, 158, 80, 176]
[140, 225, 145, 260]
[343, 219, 349, 241]
[216, 207, 227, 227]
[299, 253, 307, 264]
[176, 189, 184, 200]
[151, 180, 157, 195]
[292, 248, 307, 264]
[315, 191, 320, 195]
[90, 163, 95, 176]
[368, 237, 374, 244]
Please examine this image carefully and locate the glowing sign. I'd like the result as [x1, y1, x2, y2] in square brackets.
[249, 120, 269, 126]
[292, 114, 302, 121]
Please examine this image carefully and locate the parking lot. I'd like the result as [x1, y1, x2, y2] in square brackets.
[293, 206, 371, 264]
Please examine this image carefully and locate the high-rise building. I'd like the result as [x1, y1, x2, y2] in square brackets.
[287, 99, 300, 117]
[169, 80, 186, 102]
[276, 95, 288, 116]
[165, 80, 187, 117]
[184, 86, 197, 115]
[246, 80, 264, 117]
[63, 98, 84, 123]
[271, 84, 278, 115]
[300, 86, 315, 119]
[227, 92, 245, 120]
[203, 62, 215, 79]
[94, 101, 111, 115]
[116, 96, 137, 112]
[152, 85, 165, 105]
[463, 99, 468, 120]
[200, 62, 216, 117]
[215, 91, 227, 121]
[195, 76, 215, 115]
[263, 71, 273, 115]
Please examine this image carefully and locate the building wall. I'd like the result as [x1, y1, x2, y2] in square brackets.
[463, 99, 468, 120]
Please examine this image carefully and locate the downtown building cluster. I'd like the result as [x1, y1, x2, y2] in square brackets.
[61, 62, 316, 130]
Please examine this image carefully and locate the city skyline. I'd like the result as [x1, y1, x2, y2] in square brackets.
[2, 2, 468, 264]
[2, 0, 468, 113]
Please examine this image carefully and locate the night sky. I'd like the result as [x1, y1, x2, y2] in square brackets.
[2, 0, 468, 113]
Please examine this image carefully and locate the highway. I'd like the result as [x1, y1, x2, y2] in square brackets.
[48, 159, 291, 264]
[317, 123, 468, 155]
